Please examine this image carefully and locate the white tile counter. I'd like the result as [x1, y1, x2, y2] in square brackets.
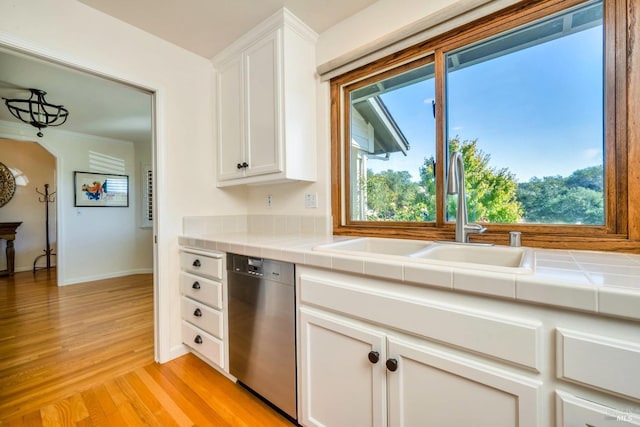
[179, 230, 640, 322]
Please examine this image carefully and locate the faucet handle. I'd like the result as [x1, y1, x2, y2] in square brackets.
[466, 223, 487, 234]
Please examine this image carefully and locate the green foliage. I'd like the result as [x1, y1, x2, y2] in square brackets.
[365, 169, 432, 221]
[417, 137, 522, 223]
[517, 165, 604, 224]
[362, 138, 604, 225]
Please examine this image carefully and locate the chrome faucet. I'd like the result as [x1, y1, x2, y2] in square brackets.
[447, 151, 487, 243]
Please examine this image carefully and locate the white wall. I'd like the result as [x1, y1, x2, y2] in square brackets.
[316, 0, 456, 67]
[0, 121, 151, 282]
[0, 137, 56, 272]
[0, 0, 246, 363]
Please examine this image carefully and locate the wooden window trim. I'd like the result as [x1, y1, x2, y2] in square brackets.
[330, 0, 640, 252]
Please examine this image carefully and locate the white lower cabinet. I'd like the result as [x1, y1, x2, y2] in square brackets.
[386, 336, 539, 427]
[300, 308, 386, 427]
[180, 249, 227, 371]
[556, 390, 640, 426]
[299, 307, 540, 427]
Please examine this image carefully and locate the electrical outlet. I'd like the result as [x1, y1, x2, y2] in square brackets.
[267, 195, 273, 208]
[305, 192, 318, 208]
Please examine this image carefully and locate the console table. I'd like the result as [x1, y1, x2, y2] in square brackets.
[0, 222, 22, 276]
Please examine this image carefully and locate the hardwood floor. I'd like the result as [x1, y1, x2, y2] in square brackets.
[0, 270, 292, 426]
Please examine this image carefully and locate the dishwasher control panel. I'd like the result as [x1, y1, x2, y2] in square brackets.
[247, 257, 263, 276]
[227, 254, 293, 284]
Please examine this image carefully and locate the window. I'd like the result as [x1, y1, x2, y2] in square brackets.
[445, 1, 604, 225]
[348, 61, 436, 222]
[331, 0, 635, 250]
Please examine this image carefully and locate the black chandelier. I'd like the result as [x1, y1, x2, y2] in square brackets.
[3, 88, 69, 137]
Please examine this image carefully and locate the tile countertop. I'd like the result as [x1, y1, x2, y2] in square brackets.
[178, 233, 640, 322]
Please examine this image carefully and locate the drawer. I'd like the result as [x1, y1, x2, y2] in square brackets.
[182, 321, 224, 369]
[180, 272, 222, 309]
[180, 250, 222, 279]
[181, 296, 223, 338]
[556, 390, 640, 426]
[557, 328, 640, 400]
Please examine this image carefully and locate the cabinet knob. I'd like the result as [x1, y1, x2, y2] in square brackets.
[237, 163, 243, 169]
[192, 281, 200, 289]
[193, 308, 202, 317]
[368, 351, 380, 364]
[194, 335, 203, 344]
[386, 358, 398, 372]
[192, 259, 201, 267]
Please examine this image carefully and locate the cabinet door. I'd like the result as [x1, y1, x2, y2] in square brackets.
[244, 30, 282, 177]
[387, 336, 540, 427]
[217, 56, 245, 181]
[556, 390, 640, 426]
[300, 307, 386, 427]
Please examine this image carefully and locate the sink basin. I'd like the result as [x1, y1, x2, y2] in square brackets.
[410, 243, 534, 274]
[313, 237, 432, 258]
[313, 237, 534, 274]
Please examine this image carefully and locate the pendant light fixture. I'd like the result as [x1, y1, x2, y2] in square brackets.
[3, 88, 69, 137]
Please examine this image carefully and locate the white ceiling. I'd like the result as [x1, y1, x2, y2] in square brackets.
[1, 0, 376, 144]
[78, 0, 378, 59]
[0, 48, 152, 144]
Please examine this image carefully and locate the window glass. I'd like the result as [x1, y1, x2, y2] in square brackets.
[349, 63, 436, 221]
[445, 1, 604, 225]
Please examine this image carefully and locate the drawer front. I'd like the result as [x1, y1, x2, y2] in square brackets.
[557, 328, 640, 400]
[180, 250, 222, 279]
[181, 296, 223, 338]
[556, 390, 640, 426]
[180, 272, 222, 309]
[182, 321, 224, 368]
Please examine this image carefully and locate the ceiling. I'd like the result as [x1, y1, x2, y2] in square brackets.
[1, 0, 376, 144]
[78, 0, 378, 59]
[0, 48, 152, 144]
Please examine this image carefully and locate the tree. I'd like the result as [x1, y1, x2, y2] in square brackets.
[420, 137, 522, 223]
[365, 169, 430, 221]
[363, 139, 603, 225]
[517, 165, 604, 224]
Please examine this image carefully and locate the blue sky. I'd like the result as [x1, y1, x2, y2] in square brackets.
[371, 24, 603, 183]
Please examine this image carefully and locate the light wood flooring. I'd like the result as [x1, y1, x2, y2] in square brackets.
[0, 270, 292, 426]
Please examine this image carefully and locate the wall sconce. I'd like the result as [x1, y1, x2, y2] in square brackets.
[3, 88, 69, 137]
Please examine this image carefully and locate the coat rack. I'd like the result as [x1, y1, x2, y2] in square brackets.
[33, 184, 56, 272]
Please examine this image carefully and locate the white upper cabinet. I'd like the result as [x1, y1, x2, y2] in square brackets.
[213, 9, 317, 186]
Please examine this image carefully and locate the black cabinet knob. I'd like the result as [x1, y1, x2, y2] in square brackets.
[242, 162, 249, 168]
[193, 308, 202, 317]
[368, 351, 380, 364]
[192, 259, 201, 267]
[386, 358, 398, 372]
[192, 281, 200, 289]
[194, 335, 203, 344]
[237, 163, 243, 169]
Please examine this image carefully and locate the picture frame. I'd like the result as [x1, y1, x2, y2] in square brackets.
[74, 171, 129, 207]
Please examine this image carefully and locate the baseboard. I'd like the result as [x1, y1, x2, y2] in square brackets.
[60, 268, 153, 286]
[12, 265, 57, 273]
[158, 343, 190, 364]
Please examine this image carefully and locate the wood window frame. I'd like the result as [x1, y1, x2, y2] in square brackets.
[330, 0, 640, 252]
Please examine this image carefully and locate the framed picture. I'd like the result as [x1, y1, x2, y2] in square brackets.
[74, 171, 129, 207]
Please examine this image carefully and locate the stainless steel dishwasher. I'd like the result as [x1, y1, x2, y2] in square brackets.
[227, 254, 297, 421]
